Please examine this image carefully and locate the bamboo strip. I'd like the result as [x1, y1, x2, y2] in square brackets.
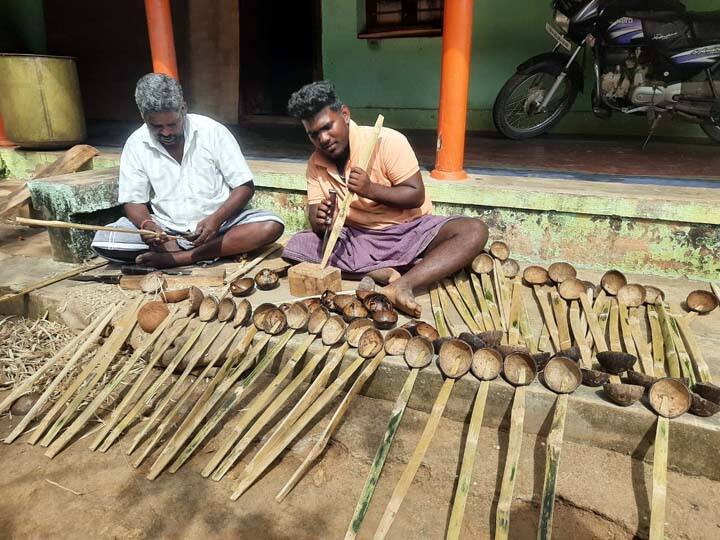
[578, 293, 607, 353]
[454, 271, 487, 331]
[430, 284, 452, 338]
[507, 281, 522, 346]
[372, 378, 456, 540]
[15, 217, 176, 239]
[43, 307, 179, 457]
[647, 306, 666, 378]
[91, 317, 194, 452]
[211, 344, 335, 481]
[276, 350, 387, 502]
[568, 301, 592, 368]
[202, 333, 317, 478]
[470, 272, 496, 330]
[592, 290, 607, 314]
[711, 282, 720, 305]
[550, 291, 571, 350]
[344, 368, 419, 540]
[321, 116, 384, 269]
[101, 319, 206, 453]
[4, 305, 118, 444]
[128, 321, 225, 460]
[492, 260, 509, 328]
[518, 297, 539, 354]
[31, 298, 142, 447]
[442, 279, 481, 333]
[674, 315, 711, 383]
[0, 259, 108, 305]
[495, 385, 527, 540]
[538, 324, 552, 353]
[649, 417, 669, 540]
[655, 302, 681, 379]
[481, 273, 505, 332]
[220, 240, 286, 299]
[148, 330, 275, 480]
[446, 380, 490, 540]
[618, 302, 638, 358]
[136, 325, 244, 468]
[596, 296, 611, 336]
[537, 394, 569, 540]
[167, 328, 297, 475]
[667, 315, 696, 386]
[0, 307, 108, 416]
[533, 285, 561, 352]
[628, 307, 654, 376]
[437, 283, 461, 337]
[608, 299, 622, 351]
[231, 349, 369, 500]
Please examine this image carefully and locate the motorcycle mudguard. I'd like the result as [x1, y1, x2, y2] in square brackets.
[517, 52, 585, 93]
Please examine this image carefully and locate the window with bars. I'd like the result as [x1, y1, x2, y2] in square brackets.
[359, 0, 444, 39]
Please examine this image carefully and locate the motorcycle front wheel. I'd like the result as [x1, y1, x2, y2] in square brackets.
[700, 122, 720, 143]
[493, 64, 578, 139]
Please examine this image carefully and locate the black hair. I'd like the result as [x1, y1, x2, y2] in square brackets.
[287, 80, 343, 119]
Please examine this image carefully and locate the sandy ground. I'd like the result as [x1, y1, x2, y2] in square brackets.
[2, 380, 720, 540]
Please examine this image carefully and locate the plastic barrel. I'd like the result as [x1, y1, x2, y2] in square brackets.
[0, 54, 86, 149]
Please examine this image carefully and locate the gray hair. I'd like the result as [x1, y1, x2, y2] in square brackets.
[134, 73, 184, 115]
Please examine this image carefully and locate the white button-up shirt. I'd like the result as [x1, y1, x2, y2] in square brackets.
[118, 113, 254, 232]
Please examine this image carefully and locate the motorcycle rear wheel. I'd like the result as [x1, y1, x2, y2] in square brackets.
[700, 122, 720, 143]
[493, 64, 578, 139]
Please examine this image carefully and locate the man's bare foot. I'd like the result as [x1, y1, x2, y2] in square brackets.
[135, 250, 191, 268]
[380, 282, 422, 318]
[358, 276, 376, 292]
[366, 268, 401, 286]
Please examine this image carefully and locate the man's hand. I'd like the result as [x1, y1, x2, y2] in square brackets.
[312, 197, 335, 232]
[192, 215, 222, 246]
[141, 221, 169, 249]
[347, 167, 374, 199]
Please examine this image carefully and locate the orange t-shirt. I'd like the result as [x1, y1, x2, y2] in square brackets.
[306, 120, 433, 230]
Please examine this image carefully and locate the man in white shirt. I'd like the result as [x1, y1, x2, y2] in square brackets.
[91, 73, 284, 268]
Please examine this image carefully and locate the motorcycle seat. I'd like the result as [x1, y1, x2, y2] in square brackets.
[688, 12, 720, 43]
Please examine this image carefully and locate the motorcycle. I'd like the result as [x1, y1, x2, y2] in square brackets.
[492, 0, 720, 142]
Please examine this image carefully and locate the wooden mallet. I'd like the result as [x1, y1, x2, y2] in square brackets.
[288, 115, 384, 297]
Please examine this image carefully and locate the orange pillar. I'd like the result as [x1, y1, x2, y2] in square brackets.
[0, 113, 13, 147]
[144, 0, 179, 79]
[431, 0, 474, 181]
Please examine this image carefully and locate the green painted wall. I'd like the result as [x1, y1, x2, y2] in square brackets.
[0, 0, 46, 53]
[322, 0, 718, 137]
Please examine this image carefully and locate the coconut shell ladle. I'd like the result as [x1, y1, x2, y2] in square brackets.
[232, 324, 384, 501]
[616, 284, 646, 359]
[345, 333, 435, 539]
[495, 353, 538, 540]
[558, 278, 601, 368]
[471, 253, 504, 332]
[374, 339, 473, 539]
[548, 262, 576, 353]
[447, 348, 502, 539]
[537, 357, 582, 540]
[648, 378, 691, 540]
[601, 270, 628, 353]
[210, 311, 347, 482]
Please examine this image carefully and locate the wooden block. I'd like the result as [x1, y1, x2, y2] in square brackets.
[288, 262, 341, 297]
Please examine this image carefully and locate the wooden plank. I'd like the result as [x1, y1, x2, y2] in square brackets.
[495, 385, 527, 540]
[276, 350, 387, 502]
[372, 378, 456, 539]
[320, 116, 383, 269]
[446, 380, 490, 540]
[211, 343, 334, 481]
[4, 305, 118, 443]
[0, 259, 108, 304]
[537, 394, 569, 540]
[0, 144, 98, 217]
[202, 333, 317, 478]
[344, 368, 419, 540]
[43, 306, 179, 457]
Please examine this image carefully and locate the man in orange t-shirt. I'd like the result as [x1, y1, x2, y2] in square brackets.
[283, 81, 488, 316]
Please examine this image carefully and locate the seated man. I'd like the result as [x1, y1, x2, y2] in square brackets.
[283, 81, 488, 317]
[92, 73, 284, 268]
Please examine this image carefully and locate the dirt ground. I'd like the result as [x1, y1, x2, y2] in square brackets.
[2, 380, 719, 540]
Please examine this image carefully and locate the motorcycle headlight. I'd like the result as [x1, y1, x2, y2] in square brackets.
[554, 10, 570, 32]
